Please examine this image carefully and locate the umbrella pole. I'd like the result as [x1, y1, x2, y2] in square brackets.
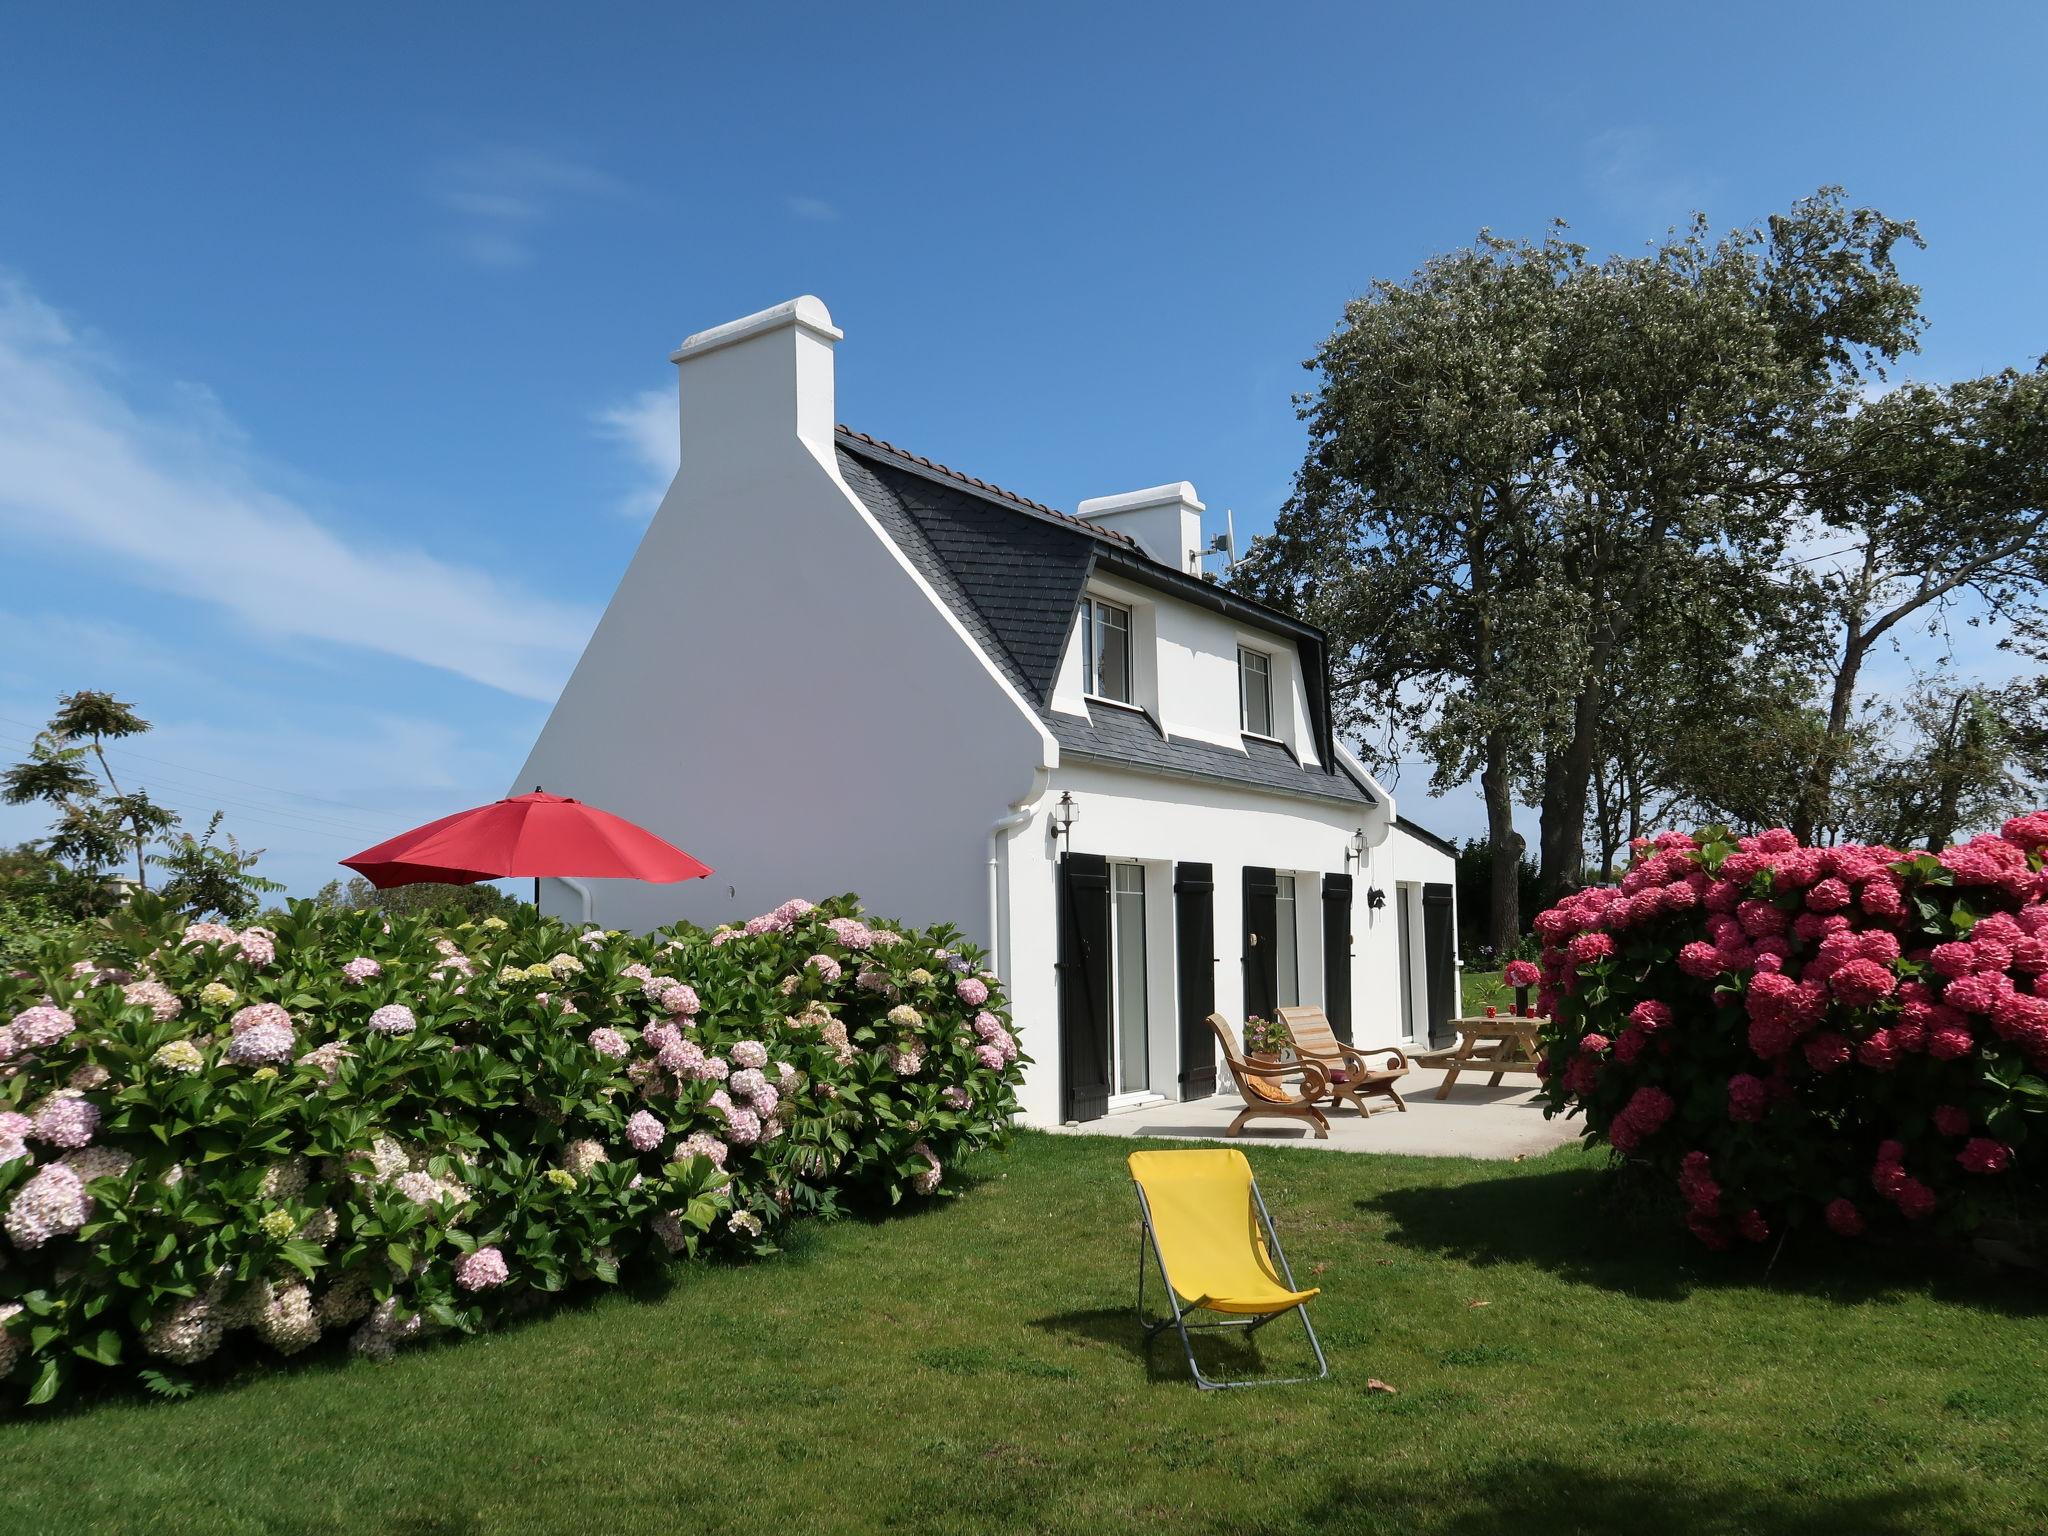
[533, 785, 542, 912]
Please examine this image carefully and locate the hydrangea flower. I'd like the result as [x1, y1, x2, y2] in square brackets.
[955, 977, 990, 1006]
[727, 1209, 764, 1237]
[676, 1131, 729, 1169]
[31, 1089, 100, 1149]
[455, 1245, 510, 1291]
[229, 1019, 296, 1064]
[587, 1027, 629, 1058]
[887, 1004, 923, 1029]
[152, 1039, 206, 1075]
[366, 1004, 417, 1036]
[624, 1110, 665, 1152]
[234, 929, 277, 967]
[10, 1005, 76, 1049]
[730, 1039, 768, 1071]
[4, 1161, 93, 1248]
[145, 1294, 224, 1364]
[257, 1280, 322, 1355]
[199, 982, 237, 1008]
[563, 1139, 609, 1176]
[659, 983, 701, 1017]
[180, 921, 237, 948]
[231, 1002, 293, 1036]
[729, 1067, 768, 1100]
[342, 957, 383, 986]
[121, 979, 183, 1021]
[910, 1141, 942, 1196]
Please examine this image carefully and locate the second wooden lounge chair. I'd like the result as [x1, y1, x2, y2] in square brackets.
[1276, 1005, 1413, 1116]
[1206, 1013, 1331, 1139]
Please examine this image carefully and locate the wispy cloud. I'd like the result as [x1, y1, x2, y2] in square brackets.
[0, 273, 594, 701]
[430, 144, 629, 268]
[1584, 127, 1717, 235]
[592, 387, 678, 522]
[784, 195, 839, 223]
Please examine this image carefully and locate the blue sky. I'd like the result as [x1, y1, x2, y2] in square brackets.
[2, 2, 2043, 894]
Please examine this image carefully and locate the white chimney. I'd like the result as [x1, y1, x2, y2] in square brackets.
[670, 295, 842, 472]
[1076, 482, 1207, 573]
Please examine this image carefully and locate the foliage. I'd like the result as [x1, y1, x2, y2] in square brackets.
[308, 874, 525, 926]
[1792, 363, 2048, 841]
[0, 892, 1025, 1407]
[152, 813, 285, 922]
[1, 692, 179, 897]
[1455, 838, 1539, 957]
[1239, 188, 1925, 934]
[1530, 814, 2048, 1249]
[1242, 1015, 1290, 1057]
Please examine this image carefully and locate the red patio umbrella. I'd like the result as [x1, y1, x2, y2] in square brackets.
[342, 791, 711, 897]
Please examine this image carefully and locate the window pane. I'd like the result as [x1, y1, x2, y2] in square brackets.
[1275, 873, 1298, 1007]
[1113, 863, 1148, 1092]
[1082, 601, 1095, 694]
[1095, 602, 1131, 702]
[1240, 648, 1272, 735]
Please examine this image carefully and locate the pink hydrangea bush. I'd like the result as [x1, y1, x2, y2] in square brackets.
[1533, 816, 2048, 1249]
[0, 891, 1023, 1406]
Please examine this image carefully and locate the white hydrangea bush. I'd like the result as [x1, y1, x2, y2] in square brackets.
[0, 893, 1024, 1405]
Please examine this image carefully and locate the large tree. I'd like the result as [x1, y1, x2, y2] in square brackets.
[1790, 362, 2048, 841]
[1241, 189, 1919, 934]
[1233, 229, 1583, 953]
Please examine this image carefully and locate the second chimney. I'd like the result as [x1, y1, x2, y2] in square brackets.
[1076, 483, 1206, 574]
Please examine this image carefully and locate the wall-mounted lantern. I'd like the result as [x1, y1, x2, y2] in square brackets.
[1344, 826, 1368, 872]
[1050, 791, 1079, 850]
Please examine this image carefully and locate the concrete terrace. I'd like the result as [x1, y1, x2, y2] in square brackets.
[1055, 1066, 1580, 1160]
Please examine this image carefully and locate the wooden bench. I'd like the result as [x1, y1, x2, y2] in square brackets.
[1413, 1016, 1546, 1100]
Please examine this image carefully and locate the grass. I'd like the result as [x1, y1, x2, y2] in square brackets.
[5, 1132, 2046, 1535]
[1462, 965, 1515, 1014]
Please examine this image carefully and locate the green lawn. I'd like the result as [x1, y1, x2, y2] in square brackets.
[1463, 965, 1514, 1014]
[5, 1132, 2045, 1536]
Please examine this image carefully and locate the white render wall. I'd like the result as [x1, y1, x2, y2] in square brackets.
[513, 298, 1051, 943]
[1057, 572, 1318, 763]
[997, 755, 1455, 1127]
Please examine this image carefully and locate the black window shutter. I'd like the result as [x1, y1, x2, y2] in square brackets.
[1174, 862, 1216, 1100]
[1242, 865, 1278, 1022]
[1058, 852, 1112, 1122]
[1321, 872, 1353, 1042]
[1422, 881, 1457, 1049]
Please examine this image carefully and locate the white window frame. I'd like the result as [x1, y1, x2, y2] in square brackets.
[1239, 645, 1275, 737]
[1083, 597, 1134, 705]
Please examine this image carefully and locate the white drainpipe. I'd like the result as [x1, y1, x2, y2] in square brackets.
[986, 768, 1050, 982]
[552, 877, 597, 928]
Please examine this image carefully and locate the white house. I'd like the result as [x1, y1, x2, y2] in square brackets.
[515, 296, 1460, 1128]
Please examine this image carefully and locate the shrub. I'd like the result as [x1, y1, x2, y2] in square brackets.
[0, 892, 1024, 1406]
[1531, 814, 2048, 1249]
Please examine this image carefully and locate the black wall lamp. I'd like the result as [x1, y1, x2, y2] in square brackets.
[1050, 791, 1079, 850]
[1344, 826, 1368, 872]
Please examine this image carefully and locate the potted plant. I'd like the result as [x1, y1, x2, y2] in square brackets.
[1243, 1014, 1293, 1065]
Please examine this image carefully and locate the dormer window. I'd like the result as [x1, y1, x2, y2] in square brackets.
[1083, 597, 1132, 704]
[1239, 646, 1273, 736]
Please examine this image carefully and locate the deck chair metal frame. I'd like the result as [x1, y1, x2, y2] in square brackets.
[1130, 1161, 1330, 1391]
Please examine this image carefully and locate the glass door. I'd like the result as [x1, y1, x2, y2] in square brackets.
[1110, 862, 1150, 1098]
[1274, 873, 1300, 1007]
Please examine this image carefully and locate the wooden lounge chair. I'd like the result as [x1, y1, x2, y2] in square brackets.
[1275, 1005, 1412, 1116]
[1206, 1013, 1330, 1139]
[1128, 1147, 1329, 1389]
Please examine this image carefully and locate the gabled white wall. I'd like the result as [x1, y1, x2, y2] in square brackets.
[514, 297, 1053, 943]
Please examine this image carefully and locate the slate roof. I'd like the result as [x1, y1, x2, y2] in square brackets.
[835, 427, 1372, 810]
[1047, 704, 1373, 806]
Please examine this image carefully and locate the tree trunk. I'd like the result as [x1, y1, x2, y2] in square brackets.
[1538, 684, 1602, 903]
[1479, 729, 1524, 950]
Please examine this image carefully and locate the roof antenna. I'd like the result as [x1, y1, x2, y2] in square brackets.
[1201, 513, 1236, 577]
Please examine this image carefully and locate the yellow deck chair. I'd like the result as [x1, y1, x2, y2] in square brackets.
[1128, 1148, 1329, 1389]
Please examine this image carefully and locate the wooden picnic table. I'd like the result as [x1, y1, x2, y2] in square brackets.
[1413, 1015, 1547, 1100]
